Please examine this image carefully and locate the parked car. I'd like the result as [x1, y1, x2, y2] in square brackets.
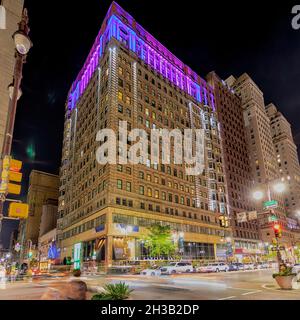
[233, 263, 245, 271]
[256, 262, 269, 269]
[200, 262, 229, 273]
[160, 262, 193, 274]
[292, 263, 300, 274]
[196, 264, 211, 273]
[243, 263, 255, 270]
[0, 266, 6, 281]
[140, 267, 162, 276]
[228, 263, 239, 272]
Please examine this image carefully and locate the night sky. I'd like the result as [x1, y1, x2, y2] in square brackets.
[1, 0, 300, 248]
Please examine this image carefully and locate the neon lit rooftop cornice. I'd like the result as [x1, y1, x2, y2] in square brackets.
[68, 1, 215, 111]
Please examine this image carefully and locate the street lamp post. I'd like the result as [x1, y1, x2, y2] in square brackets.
[0, 8, 32, 217]
[253, 179, 286, 271]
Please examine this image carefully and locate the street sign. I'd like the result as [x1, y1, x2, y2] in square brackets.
[263, 200, 278, 210]
[268, 215, 278, 222]
[237, 212, 247, 223]
[248, 211, 257, 220]
[8, 202, 29, 219]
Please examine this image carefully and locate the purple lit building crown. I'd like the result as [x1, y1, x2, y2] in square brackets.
[68, 2, 215, 111]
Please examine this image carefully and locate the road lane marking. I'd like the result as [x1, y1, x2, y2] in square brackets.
[241, 290, 262, 296]
[227, 286, 263, 291]
[218, 296, 236, 300]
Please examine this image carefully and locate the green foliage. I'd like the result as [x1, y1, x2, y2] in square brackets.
[272, 266, 297, 278]
[92, 282, 133, 300]
[143, 224, 176, 258]
[29, 258, 38, 269]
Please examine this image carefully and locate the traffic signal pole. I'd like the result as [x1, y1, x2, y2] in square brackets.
[275, 237, 282, 272]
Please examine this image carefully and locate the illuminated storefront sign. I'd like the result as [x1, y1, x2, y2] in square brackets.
[73, 243, 82, 269]
[116, 224, 139, 234]
[95, 224, 105, 233]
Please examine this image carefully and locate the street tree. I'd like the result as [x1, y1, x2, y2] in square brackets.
[143, 224, 176, 258]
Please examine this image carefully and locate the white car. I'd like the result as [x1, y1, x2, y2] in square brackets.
[243, 263, 255, 270]
[140, 268, 161, 276]
[196, 264, 211, 273]
[160, 262, 193, 274]
[256, 262, 269, 269]
[292, 263, 300, 274]
[207, 262, 229, 273]
[0, 267, 6, 281]
[198, 263, 229, 273]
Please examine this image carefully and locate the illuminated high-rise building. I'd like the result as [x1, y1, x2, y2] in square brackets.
[266, 103, 300, 217]
[57, 2, 230, 268]
[18, 170, 59, 261]
[207, 72, 262, 262]
[227, 74, 300, 248]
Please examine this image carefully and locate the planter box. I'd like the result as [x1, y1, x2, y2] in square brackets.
[274, 275, 295, 290]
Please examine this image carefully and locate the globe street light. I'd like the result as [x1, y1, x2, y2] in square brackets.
[253, 190, 264, 201]
[13, 29, 32, 55]
[252, 181, 286, 201]
[273, 182, 286, 193]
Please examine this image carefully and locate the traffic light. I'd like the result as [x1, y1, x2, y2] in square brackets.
[219, 215, 229, 228]
[273, 223, 282, 238]
[8, 202, 29, 219]
[0, 156, 23, 196]
[224, 216, 229, 228]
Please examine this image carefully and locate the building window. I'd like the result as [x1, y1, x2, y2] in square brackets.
[118, 104, 123, 113]
[139, 186, 144, 195]
[139, 171, 144, 179]
[118, 91, 123, 101]
[126, 182, 131, 192]
[117, 179, 122, 189]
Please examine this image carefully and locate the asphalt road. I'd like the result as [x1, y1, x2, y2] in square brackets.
[0, 269, 299, 300]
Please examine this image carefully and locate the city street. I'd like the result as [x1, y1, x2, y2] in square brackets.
[0, 269, 299, 300]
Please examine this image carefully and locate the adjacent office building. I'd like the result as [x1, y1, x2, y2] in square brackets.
[227, 74, 300, 249]
[207, 72, 262, 261]
[266, 103, 300, 217]
[57, 2, 231, 268]
[18, 170, 59, 261]
[0, 0, 24, 153]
